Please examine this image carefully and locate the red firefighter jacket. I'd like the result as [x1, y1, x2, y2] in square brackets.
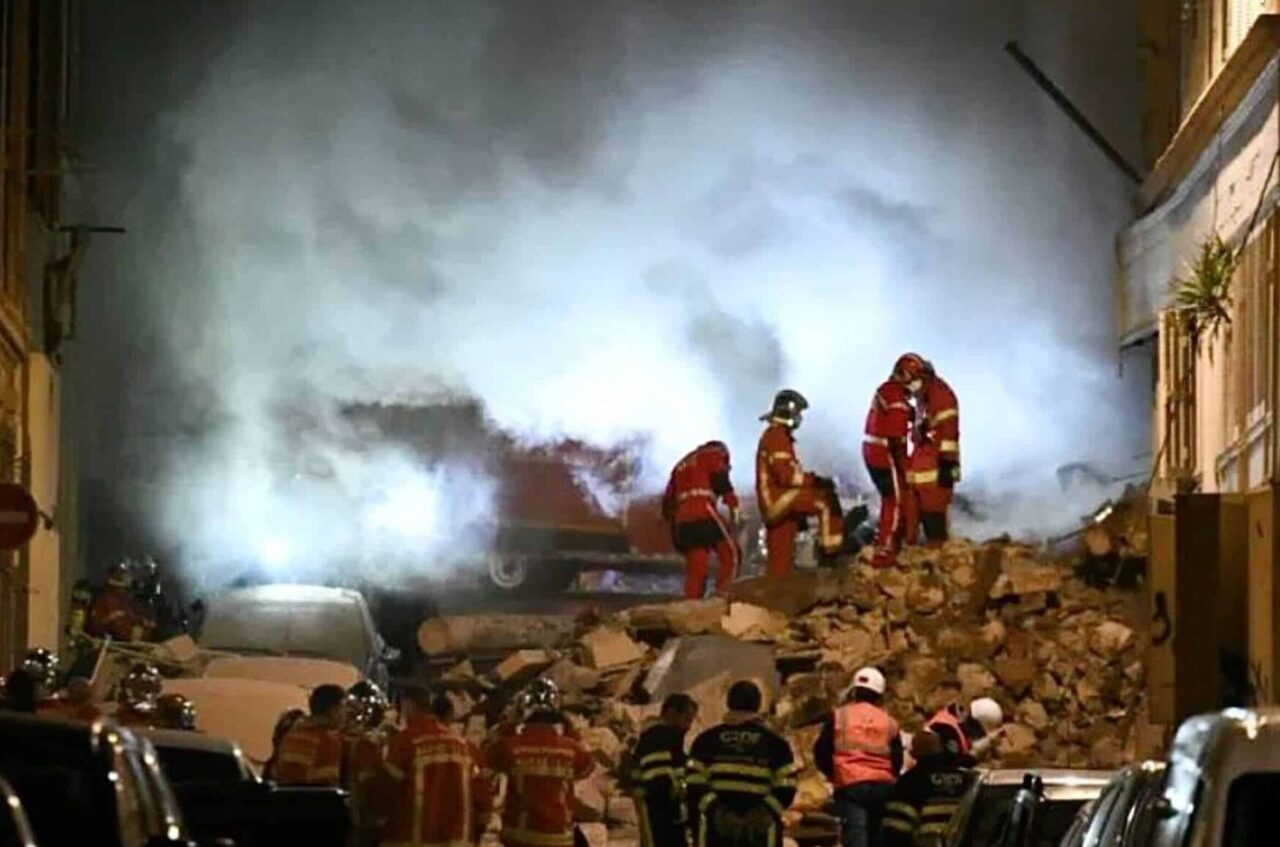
[863, 381, 913, 469]
[663, 444, 739, 526]
[344, 729, 388, 830]
[907, 442, 950, 513]
[384, 715, 490, 847]
[487, 722, 594, 847]
[921, 376, 959, 468]
[38, 697, 102, 723]
[756, 424, 809, 524]
[86, 587, 150, 642]
[273, 719, 344, 786]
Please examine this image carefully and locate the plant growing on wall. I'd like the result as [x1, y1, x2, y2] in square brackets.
[1171, 233, 1236, 353]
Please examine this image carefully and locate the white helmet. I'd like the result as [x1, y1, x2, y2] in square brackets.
[851, 667, 886, 696]
[970, 697, 1004, 732]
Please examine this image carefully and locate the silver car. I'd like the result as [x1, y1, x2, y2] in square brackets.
[948, 769, 1113, 847]
[197, 584, 394, 690]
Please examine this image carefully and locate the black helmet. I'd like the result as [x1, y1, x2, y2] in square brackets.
[20, 648, 59, 690]
[520, 678, 562, 718]
[345, 680, 389, 730]
[156, 693, 198, 731]
[119, 663, 163, 712]
[760, 389, 809, 428]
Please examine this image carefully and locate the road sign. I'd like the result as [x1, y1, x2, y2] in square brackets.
[0, 484, 39, 550]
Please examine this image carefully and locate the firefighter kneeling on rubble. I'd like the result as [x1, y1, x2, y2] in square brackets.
[384, 685, 491, 847]
[756, 389, 845, 577]
[487, 679, 594, 847]
[880, 731, 975, 847]
[665, 441, 741, 599]
[687, 680, 798, 847]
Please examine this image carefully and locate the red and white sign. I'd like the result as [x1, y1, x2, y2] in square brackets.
[0, 483, 39, 550]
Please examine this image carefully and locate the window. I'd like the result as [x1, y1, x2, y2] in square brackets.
[1223, 772, 1280, 847]
[1160, 309, 1198, 483]
[1222, 215, 1275, 490]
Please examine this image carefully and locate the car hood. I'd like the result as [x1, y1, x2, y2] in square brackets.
[203, 655, 361, 690]
[163, 677, 313, 765]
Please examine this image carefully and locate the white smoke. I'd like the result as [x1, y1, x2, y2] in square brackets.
[81, 0, 1146, 582]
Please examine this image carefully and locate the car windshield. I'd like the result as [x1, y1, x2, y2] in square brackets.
[199, 589, 371, 669]
[957, 785, 1088, 847]
[1223, 772, 1280, 847]
[0, 727, 118, 846]
[154, 745, 249, 785]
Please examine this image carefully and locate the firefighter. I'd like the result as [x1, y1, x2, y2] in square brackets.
[115, 663, 163, 727]
[86, 560, 153, 642]
[880, 731, 975, 847]
[863, 356, 923, 568]
[487, 679, 594, 847]
[814, 668, 903, 847]
[664, 441, 741, 599]
[905, 436, 949, 545]
[921, 360, 962, 539]
[385, 685, 492, 847]
[344, 680, 391, 845]
[756, 389, 845, 577]
[264, 708, 308, 781]
[630, 693, 699, 847]
[273, 684, 347, 786]
[38, 677, 102, 722]
[925, 698, 1004, 764]
[67, 579, 94, 640]
[155, 693, 198, 731]
[686, 680, 798, 847]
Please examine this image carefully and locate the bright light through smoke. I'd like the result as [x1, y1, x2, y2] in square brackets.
[80, 0, 1148, 584]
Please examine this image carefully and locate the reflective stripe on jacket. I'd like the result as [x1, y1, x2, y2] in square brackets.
[881, 758, 974, 847]
[273, 720, 344, 786]
[925, 709, 971, 757]
[486, 723, 594, 847]
[664, 444, 739, 527]
[832, 702, 899, 787]
[686, 715, 798, 847]
[864, 381, 912, 469]
[922, 377, 959, 467]
[384, 715, 489, 847]
[756, 424, 806, 524]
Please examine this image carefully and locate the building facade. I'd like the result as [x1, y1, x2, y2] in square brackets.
[1119, 1, 1280, 722]
[0, 0, 82, 666]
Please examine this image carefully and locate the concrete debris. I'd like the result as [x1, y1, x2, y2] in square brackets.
[426, 536, 1146, 844]
[580, 627, 646, 671]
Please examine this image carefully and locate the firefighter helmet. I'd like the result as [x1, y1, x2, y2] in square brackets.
[521, 678, 562, 717]
[119, 663, 163, 713]
[106, 559, 134, 589]
[892, 353, 928, 389]
[20, 647, 59, 690]
[760, 389, 810, 428]
[969, 697, 1004, 733]
[156, 693, 198, 731]
[345, 680, 389, 730]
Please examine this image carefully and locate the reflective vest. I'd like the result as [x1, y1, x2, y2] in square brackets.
[864, 382, 912, 469]
[273, 720, 344, 786]
[756, 424, 806, 524]
[664, 444, 739, 526]
[921, 377, 959, 467]
[926, 708, 971, 757]
[832, 702, 898, 787]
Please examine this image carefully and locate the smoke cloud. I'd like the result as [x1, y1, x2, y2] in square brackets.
[75, 0, 1145, 585]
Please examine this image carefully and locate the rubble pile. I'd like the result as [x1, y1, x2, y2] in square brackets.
[428, 538, 1148, 846]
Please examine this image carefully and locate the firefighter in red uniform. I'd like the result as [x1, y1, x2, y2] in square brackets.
[906, 437, 950, 545]
[344, 681, 391, 846]
[863, 356, 924, 568]
[86, 561, 153, 642]
[487, 680, 594, 847]
[664, 441, 741, 599]
[384, 685, 492, 847]
[917, 361, 960, 539]
[273, 684, 348, 786]
[756, 389, 845, 577]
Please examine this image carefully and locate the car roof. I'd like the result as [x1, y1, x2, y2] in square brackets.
[208, 584, 364, 606]
[0, 710, 103, 744]
[1169, 707, 1280, 772]
[980, 769, 1115, 802]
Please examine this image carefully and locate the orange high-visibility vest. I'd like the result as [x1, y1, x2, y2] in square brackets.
[926, 708, 972, 756]
[832, 702, 898, 787]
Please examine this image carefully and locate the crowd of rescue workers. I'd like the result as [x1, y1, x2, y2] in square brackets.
[1, 644, 1001, 847]
[0, 352, 969, 847]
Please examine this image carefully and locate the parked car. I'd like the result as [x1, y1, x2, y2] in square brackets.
[1150, 707, 1280, 847]
[1058, 762, 1166, 847]
[0, 774, 38, 847]
[949, 769, 1113, 847]
[0, 712, 191, 847]
[195, 584, 395, 690]
[139, 728, 350, 847]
